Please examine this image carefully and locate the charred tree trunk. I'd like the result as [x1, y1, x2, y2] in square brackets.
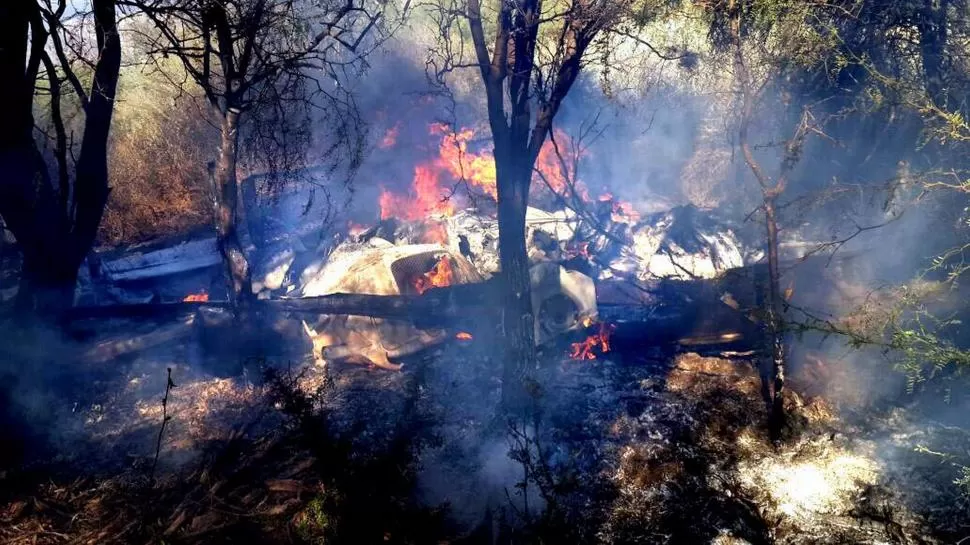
[729, 0, 792, 439]
[0, 2, 48, 315]
[5, 159, 77, 318]
[496, 158, 538, 413]
[212, 108, 252, 306]
[464, 0, 595, 414]
[71, 0, 120, 263]
[763, 197, 786, 440]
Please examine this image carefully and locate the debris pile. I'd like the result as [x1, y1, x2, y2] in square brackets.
[53, 120, 755, 311]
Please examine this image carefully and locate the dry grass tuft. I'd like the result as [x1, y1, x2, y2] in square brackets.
[99, 64, 215, 246]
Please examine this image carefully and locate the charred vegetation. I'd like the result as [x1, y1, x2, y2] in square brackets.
[2, 0, 970, 543]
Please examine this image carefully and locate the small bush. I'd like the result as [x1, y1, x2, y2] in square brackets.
[99, 62, 215, 246]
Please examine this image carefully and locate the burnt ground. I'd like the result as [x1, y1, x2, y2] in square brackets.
[1, 313, 969, 544]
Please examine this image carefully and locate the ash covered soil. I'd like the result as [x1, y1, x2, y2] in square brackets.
[0, 315, 967, 544]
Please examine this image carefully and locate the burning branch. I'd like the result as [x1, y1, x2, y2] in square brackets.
[569, 320, 616, 360]
[533, 121, 648, 284]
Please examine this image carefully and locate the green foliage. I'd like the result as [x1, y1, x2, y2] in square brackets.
[915, 444, 970, 495]
[891, 321, 970, 394]
[956, 465, 970, 495]
[295, 494, 334, 544]
[629, 0, 682, 26]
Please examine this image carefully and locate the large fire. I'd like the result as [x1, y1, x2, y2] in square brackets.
[414, 255, 454, 295]
[569, 319, 616, 360]
[423, 221, 449, 244]
[434, 123, 498, 199]
[380, 164, 455, 221]
[377, 123, 637, 223]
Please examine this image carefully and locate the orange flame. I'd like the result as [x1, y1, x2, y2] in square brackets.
[423, 222, 449, 244]
[378, 123, 641, 232]
[610, 200, 641, 224]
[379, 189, 399, 220]
[183, 290, 209, 302]
[379, 124, 574, 219]
[379, 123, 400, 149]
[596, 193, 640, 224]
[456, 331, 473, 340]
[534, 137, 582, 199]
[569, 321, 615, 360]
[784, 280, 795, 302]
[434, 124, 498, 199]
[379, 165, 456, 221]
[414, 255, 454, 295]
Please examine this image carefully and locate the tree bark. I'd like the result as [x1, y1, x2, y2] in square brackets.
[3, 149, 76, 318]
[0, 2, 43, 313]
[212, 108, 252, 305]
[763, 197, 786, 440]
[71, 0, 120, 262]
[496, 157, 537, 414]
[728, 0, 789, 438]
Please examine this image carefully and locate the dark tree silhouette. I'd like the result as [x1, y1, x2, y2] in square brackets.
[429, 0, 654, 411]
[0, 0, 121, 318]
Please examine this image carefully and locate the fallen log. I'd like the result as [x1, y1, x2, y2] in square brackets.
[68, 300, 230, 320]
[68, 274, 738, 327]
[81, 313, 198, 363]
[67, 255, 781, 345]
[67, 280, 499, 323]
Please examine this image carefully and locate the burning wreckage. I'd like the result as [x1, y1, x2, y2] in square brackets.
[61, 126, 763, 368]
[65, 199, 758, 370]
[288, 199, 758, 368]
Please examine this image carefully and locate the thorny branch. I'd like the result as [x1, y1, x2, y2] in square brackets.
[150, 367, 177, 486]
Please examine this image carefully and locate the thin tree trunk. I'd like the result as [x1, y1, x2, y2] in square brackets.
[729, 0, 788, 437]
[213, 108, 252, 305]
[764, 197, 786, 439]
[71, 0, 120, 262]
[496, 158, 537, 414]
